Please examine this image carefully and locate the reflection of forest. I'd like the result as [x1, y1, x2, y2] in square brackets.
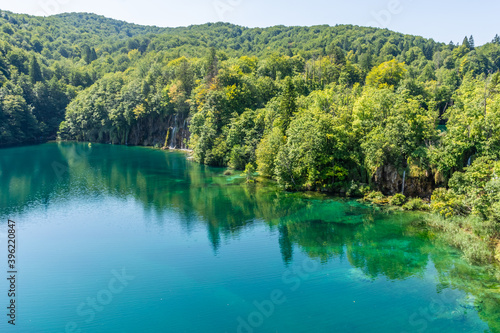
[1, 142, 500, 331]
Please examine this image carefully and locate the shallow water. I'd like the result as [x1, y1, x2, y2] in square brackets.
[0, 142, 499, 333]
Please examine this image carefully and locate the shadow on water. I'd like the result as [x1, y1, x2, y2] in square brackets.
[1, 142, 500, 331]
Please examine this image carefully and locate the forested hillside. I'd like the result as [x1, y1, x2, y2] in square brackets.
[1, 10, 500, 260]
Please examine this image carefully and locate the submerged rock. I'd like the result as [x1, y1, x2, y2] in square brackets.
[458, 294, 478, 310]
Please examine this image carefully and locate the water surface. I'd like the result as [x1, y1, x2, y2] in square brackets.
[0, 142, 499, 333]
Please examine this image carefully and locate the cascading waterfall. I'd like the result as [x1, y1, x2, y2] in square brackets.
[467, 156, 472, 167]
[168, 114, 180, 149]
[169, 127, 178, 148]
[162, 113, 190, 150]
[182, 118, 189, 149]
[402, 170, 406, 195]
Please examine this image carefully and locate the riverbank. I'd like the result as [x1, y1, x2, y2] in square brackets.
[202, 160, 500, 265]
[359, 190, 500, 265]
[7, 140, 498, 266]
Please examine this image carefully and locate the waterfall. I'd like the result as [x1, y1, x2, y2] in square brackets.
[169, 127, 177, 149]
[467, 156, 472, 167]
[181, 118, 188, 149]
[402, 170, 406, 195]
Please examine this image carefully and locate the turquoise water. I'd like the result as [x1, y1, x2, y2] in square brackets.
[0, 142, 499, 333]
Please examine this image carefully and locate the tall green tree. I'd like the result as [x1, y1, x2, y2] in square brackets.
[29, 55, 43, 84]
[277, 76, 297, 134]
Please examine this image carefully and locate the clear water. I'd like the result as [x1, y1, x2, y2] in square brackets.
[0, 142, 499, 333]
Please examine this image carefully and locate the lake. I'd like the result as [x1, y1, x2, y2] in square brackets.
[0, 142, 499, 333]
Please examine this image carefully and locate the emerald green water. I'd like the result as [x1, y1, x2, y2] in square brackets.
[1, 142, 500, 333]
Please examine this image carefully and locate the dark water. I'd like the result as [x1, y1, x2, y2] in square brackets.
[0, 142, 499, 333]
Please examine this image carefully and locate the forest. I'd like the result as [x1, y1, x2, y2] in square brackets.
[0, 10, 500, 261]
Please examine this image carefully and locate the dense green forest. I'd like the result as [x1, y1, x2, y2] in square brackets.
[1, 10, 500, 261]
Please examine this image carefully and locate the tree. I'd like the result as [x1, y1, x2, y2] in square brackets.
[277, 76, 297, 134]
[359, 52, 373, 74]
[1, 94, 38, 144]
[331, 46, 346, 65]
[365, 60, 406, 89]
[81, 45, 97, 64]
[469, 35, 475, 50]
[243, 163, 256, 183]
[462, 36, 471, 49]
[274, 108, 349, 190]
[29, 55, 43, 83]
[91, 47, 98, 62]
[205, 47, 218, 83]
[256, 127, 285, 178]
[82, 45, 92, 64]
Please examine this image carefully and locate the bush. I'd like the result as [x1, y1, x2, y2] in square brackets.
[402, 198, 429, 211]
[346, 181, 370, 198]
[364, 191, 388, 204]
[389, 193, 406, 206]
[430, 188, 469, 217]
[243, 163, 256, 183]
[365, 191, 383, 200]
[223, 169, 233, 176]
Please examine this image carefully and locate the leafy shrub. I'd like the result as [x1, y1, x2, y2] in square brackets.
[389, 193, 406, 206]
[364, 191, 388, 204]
[430, 188, 469, 217]
[402, 198, 429, 211]
[243, 163, 256, 183]
[346, 181, 370, 198]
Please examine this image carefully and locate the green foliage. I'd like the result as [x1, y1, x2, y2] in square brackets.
[256, 126, 285, 177]
[243, 163, 256, 183]
[389, 193, 407, 206]
[273, 107, 350, 190]
[277, 76, 297, 134]
[2, 10, 500, 261]
[426, 214, 494, 263]
[345, 181, 370, 198]
[427, 155, 500, 262]
[431, 156, 500, 221]
[364, 191, 389, 205]
[366, 60, 406, 89]
[1, 10, 500, 210]
[431, 188, 469, 217]
[29, 55, 43, 83]
[402, 198, 429, 211]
